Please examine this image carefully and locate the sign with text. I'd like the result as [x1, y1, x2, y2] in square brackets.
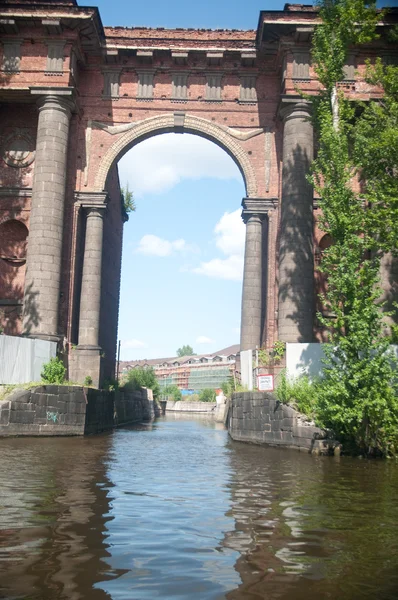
[257, 374, 274, 392]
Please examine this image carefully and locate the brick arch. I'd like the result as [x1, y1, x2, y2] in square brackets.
[93, 113, 258, 196]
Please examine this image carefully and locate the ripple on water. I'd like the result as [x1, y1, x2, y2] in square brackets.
[0, 417, 398, 600]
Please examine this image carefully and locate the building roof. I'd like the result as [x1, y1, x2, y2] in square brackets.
[120, 344, 240, 370]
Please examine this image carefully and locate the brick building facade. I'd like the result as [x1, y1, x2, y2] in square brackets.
[0, 1, 396, 386]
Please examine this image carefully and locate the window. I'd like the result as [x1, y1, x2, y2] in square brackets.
[46, 42, 64, 73]
[343, 54, 356, 81]
[2, 41, 21, 72]
[205, 73, 222, 101]
[239, 75, 257, 103]
[292, 52, 310, 79]
[137, 71, 154, 99]
[172, 72, 188, 100]
[103, 71, 120, 98]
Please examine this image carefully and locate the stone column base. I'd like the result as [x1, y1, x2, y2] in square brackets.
[68, 346, 102, 388]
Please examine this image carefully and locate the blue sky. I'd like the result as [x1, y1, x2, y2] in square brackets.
[117, 136, 245, 360]
[80, 1, 395, 29]
[79, 0, 396, 360]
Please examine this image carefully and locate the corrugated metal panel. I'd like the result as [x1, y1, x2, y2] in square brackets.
[0, 335, 56, 384]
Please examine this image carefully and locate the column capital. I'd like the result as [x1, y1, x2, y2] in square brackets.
[75, 191, 109, 212]
[278, 96, 312, 122]
[30, 86, 76, 115]
[241, 197, 278, 223]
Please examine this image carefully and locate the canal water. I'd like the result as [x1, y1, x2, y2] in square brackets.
[1, 416, 398, 600]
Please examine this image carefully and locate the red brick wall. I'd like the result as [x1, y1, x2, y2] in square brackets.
[0, 1, 395, 363]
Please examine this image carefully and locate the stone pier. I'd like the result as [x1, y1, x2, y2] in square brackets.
[22, 88, 74, 341]
[278, 98, 314, 343]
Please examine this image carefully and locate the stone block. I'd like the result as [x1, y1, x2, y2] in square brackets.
[293, 436, 313, 449]
[9, 399, 26, 412]
[10, 410, 34, 424]
[42, 385, 61, 395]
[271, 419, 282, 431]
[280, 431, 294, 443]
[282, 405, 297, 418]
[292, 425, 324, 440]
[0, 410, 10, 425]
[35, 406, 47, 419]
[57, 401, 67, 413]
[8, 389, 31, 403]
[281, 418, 295, 429]
[36, 394, 49, 407]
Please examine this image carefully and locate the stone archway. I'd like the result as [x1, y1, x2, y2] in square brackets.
[92, 113, 258, 198]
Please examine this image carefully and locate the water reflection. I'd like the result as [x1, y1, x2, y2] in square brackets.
[0, 418, 398, 600]
[223, 442, 398, 600]
[0, 435, 124, 600]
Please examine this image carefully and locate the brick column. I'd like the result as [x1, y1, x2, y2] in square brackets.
[240, 198, 276, 351]
[69, 193, 108, 388]
[278, 99, 314, 342]
[23, 89, 74, 340]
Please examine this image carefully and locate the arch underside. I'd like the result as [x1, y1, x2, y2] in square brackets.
[93, 113, 258, 197]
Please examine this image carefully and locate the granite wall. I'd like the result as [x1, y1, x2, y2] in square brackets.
[0, 386, 157, 436]
[228, 391, 340, 455]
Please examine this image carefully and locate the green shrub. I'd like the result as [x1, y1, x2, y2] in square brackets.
[41, 357, 66, 385]
[162, 384, 182, 402]
[103, 377, 119, 392]
[123, 367, 160, 399]
[83, 375, 93, 386]
[276, 371, 318, 420]
[221, 377, 248, 398]
[199, 388, 216, 403]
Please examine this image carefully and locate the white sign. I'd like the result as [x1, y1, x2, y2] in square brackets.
[257, 374, 274, 392]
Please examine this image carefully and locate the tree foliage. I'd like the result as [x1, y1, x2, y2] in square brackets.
[176, 345, 195, 357]
[123, 366, 160, 399]
[162, 384, 182, 401]
[121, 183, 136, 215]
[309, 0, 398, 455]
[41, 357, 66, 385]
[199, 388, 216, 403]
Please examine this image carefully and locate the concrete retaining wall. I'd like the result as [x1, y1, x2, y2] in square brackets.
[165, 400, 227, 423]
[166, 400, 217, 413]
[0, 386, 157, 436]
[228, 391, 339, 454]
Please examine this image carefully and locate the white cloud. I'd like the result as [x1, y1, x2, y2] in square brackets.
[118, 133, 241, 197]
[214, 209, 245, 256]
[121, 339, 148, 349]
[196, 335, 216, 344]
[192, 209, 245, 281]
[193, 255, 244, 281]
[136, 234, 189, 257]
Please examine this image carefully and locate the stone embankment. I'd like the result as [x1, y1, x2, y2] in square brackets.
[0, 386, 157, 436]
[165, 400, 226, 422]
[228, 391, 340, 455]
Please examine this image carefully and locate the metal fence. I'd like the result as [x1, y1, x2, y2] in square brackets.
[0, 335, 57, 384]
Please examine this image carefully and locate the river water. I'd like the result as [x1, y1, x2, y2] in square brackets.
[1, 415, 398, 600]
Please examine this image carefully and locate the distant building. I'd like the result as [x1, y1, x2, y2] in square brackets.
[120, 344, 239, 393]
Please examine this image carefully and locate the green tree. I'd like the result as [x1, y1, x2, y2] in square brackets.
[176, 345, 195, 357]
[162, 384, 182, 401]
[309, 0, 398, 455]
[199, 388, 216, 403]
[121, 183, 136, 215]
[123, 367, 160, 399]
